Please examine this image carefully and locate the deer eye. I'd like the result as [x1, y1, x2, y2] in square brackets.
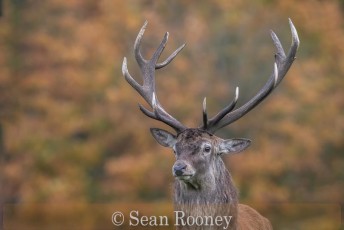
[203, 145, 212, 154]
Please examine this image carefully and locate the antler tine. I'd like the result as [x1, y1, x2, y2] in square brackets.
[134, 21, 186, 70]
[156, 43, 186, 69]
[123, 21, 187, 133]
[289, 18, 300, 55]
[202, 98, 208, 129]
[151, 32, 169, 64]
[134, 20, 148, 68]
[206, 19, 300, 133]
[270, 30, 286, 61]
[202, 87, 239, 130]
[122, 58, 141, 93]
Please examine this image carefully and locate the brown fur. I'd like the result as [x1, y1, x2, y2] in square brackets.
[237, 204, 272, 230]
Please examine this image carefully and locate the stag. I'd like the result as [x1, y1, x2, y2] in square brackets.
[122, 19, 299, 230]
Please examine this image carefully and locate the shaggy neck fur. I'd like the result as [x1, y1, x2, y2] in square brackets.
[174, 157, 238, 229]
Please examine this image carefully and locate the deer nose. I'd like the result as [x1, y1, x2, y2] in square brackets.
[173, 162, 187, 176]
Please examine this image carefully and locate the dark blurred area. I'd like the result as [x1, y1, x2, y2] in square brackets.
[0, 0, 343, 229]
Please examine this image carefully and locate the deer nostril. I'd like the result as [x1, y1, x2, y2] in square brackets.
[174, 169, 184, 176]
[173, 163, 187, 176]
[174, 164, 187, 171]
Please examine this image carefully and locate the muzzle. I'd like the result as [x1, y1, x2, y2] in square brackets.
[172, 161, 195, 180]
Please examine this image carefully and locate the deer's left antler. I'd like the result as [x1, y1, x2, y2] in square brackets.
[201, 19, 300, 133]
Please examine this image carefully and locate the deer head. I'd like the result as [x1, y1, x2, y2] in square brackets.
[122, 20, 299, 188]
[150, 128, 251, 190]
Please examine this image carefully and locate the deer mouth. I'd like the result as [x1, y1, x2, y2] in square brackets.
[175, 174, 194, 181]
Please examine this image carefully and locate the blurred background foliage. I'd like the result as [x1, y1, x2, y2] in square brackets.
[0, 0, 343, 229]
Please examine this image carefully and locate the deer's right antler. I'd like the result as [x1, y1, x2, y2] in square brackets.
[122, 21, 187, 133]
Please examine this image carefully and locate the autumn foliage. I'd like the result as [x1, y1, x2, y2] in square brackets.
[0, 0, 343, 229]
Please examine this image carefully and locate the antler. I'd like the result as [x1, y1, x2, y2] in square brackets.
[202, 18, 300, 133]
[122, 21, 187, 133]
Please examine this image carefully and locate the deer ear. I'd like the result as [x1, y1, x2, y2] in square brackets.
[150, 128, 177, 148]
[218, 138, 251, 155]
